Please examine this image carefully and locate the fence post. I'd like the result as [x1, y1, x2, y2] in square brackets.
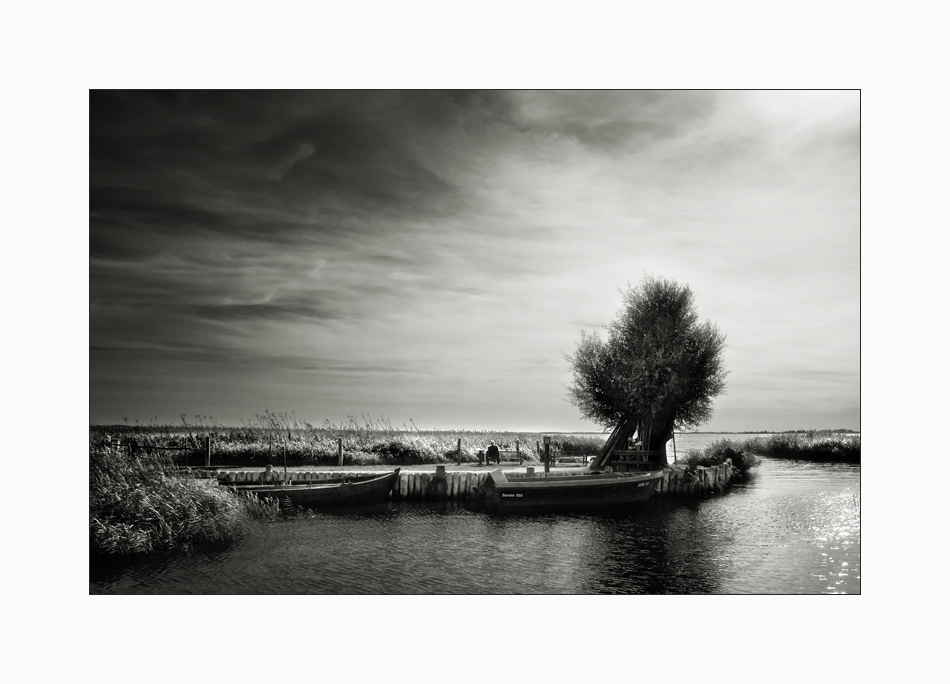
[205, 435, 211, 467]
[338, 438, 343, 467]
[456, 438, 462, 466]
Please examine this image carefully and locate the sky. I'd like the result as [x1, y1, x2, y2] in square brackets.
[89, 90, 860, 433]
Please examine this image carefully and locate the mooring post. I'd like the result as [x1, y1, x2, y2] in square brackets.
[205, 435, 211, 467]
[543, 435, 551, 474]
[338, 438, 343, 467]
[516, 440, 521, 464]
[457, 438, 462, 466]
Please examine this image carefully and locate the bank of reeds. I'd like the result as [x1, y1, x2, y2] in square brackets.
[90, 442, 280, 557]
[90, 413, 608, 468]
[738, 432, 860, 463]
[684, 432, 860, 472]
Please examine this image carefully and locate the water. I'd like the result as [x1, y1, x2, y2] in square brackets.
[90, 436, 860, 594]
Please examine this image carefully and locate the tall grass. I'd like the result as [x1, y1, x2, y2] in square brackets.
[683, 432, 860, 474]
[90, 414, 609, 468]
[90, 441, 279, 557]
[738, 432, 860, 462]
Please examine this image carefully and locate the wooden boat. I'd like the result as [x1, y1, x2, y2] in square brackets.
[473, 468, 663, 513]
[231, 469, 400, 509]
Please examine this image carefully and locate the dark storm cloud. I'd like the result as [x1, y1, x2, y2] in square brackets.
[89, 91, 534, 347]
[90, 91, 468, 231]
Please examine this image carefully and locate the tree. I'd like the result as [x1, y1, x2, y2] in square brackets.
[566, 276, 728, 464]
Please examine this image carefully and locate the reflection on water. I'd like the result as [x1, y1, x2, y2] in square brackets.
[90, 457, 860, 595]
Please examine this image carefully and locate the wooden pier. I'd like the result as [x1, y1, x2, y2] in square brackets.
[211, 460, 738, 501]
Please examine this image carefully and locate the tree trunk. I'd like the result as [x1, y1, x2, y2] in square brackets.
[644, 415, 675, 464]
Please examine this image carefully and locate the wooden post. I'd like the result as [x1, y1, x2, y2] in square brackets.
[543, 435, 551, 474]
[337, 438, 343, 467]
[457, 438, 462, 466]
[672, 432, 677, 464]
[283, 446, 287, 481]
[205, 435, 211, 467]
[516, 440, 521, 464]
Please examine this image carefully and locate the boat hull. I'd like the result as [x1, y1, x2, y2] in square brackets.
[474, 469, 663, 513]
[235, 469, 400, 509]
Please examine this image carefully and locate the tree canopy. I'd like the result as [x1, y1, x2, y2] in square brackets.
[566, 276, 728, 451]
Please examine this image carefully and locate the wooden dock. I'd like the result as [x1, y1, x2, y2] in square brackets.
[211, 460, 738, 501]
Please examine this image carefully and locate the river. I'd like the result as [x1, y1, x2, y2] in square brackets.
[89, 434, 860, 594]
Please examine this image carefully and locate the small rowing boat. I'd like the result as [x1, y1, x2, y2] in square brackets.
[232, 469, 400, 509]
[473, 468, 662, 513]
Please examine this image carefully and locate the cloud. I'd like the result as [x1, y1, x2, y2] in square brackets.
[89, 90, 860, 430]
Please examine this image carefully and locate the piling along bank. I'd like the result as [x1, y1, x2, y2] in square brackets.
[211, 460, 738, 502]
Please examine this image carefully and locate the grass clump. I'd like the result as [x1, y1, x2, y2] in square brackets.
[684, 438, 762, 477]
[90, 443, 279, 557]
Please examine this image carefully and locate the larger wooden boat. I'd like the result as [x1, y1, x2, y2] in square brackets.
[232, 469, 400, 509]
[473, 468, 663, 513]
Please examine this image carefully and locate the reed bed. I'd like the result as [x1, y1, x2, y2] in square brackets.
[90, 442, 280, 557]
[737, 432, 860, 463]
[684, 432, 860, 473]
[90, 413, 608, 467]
